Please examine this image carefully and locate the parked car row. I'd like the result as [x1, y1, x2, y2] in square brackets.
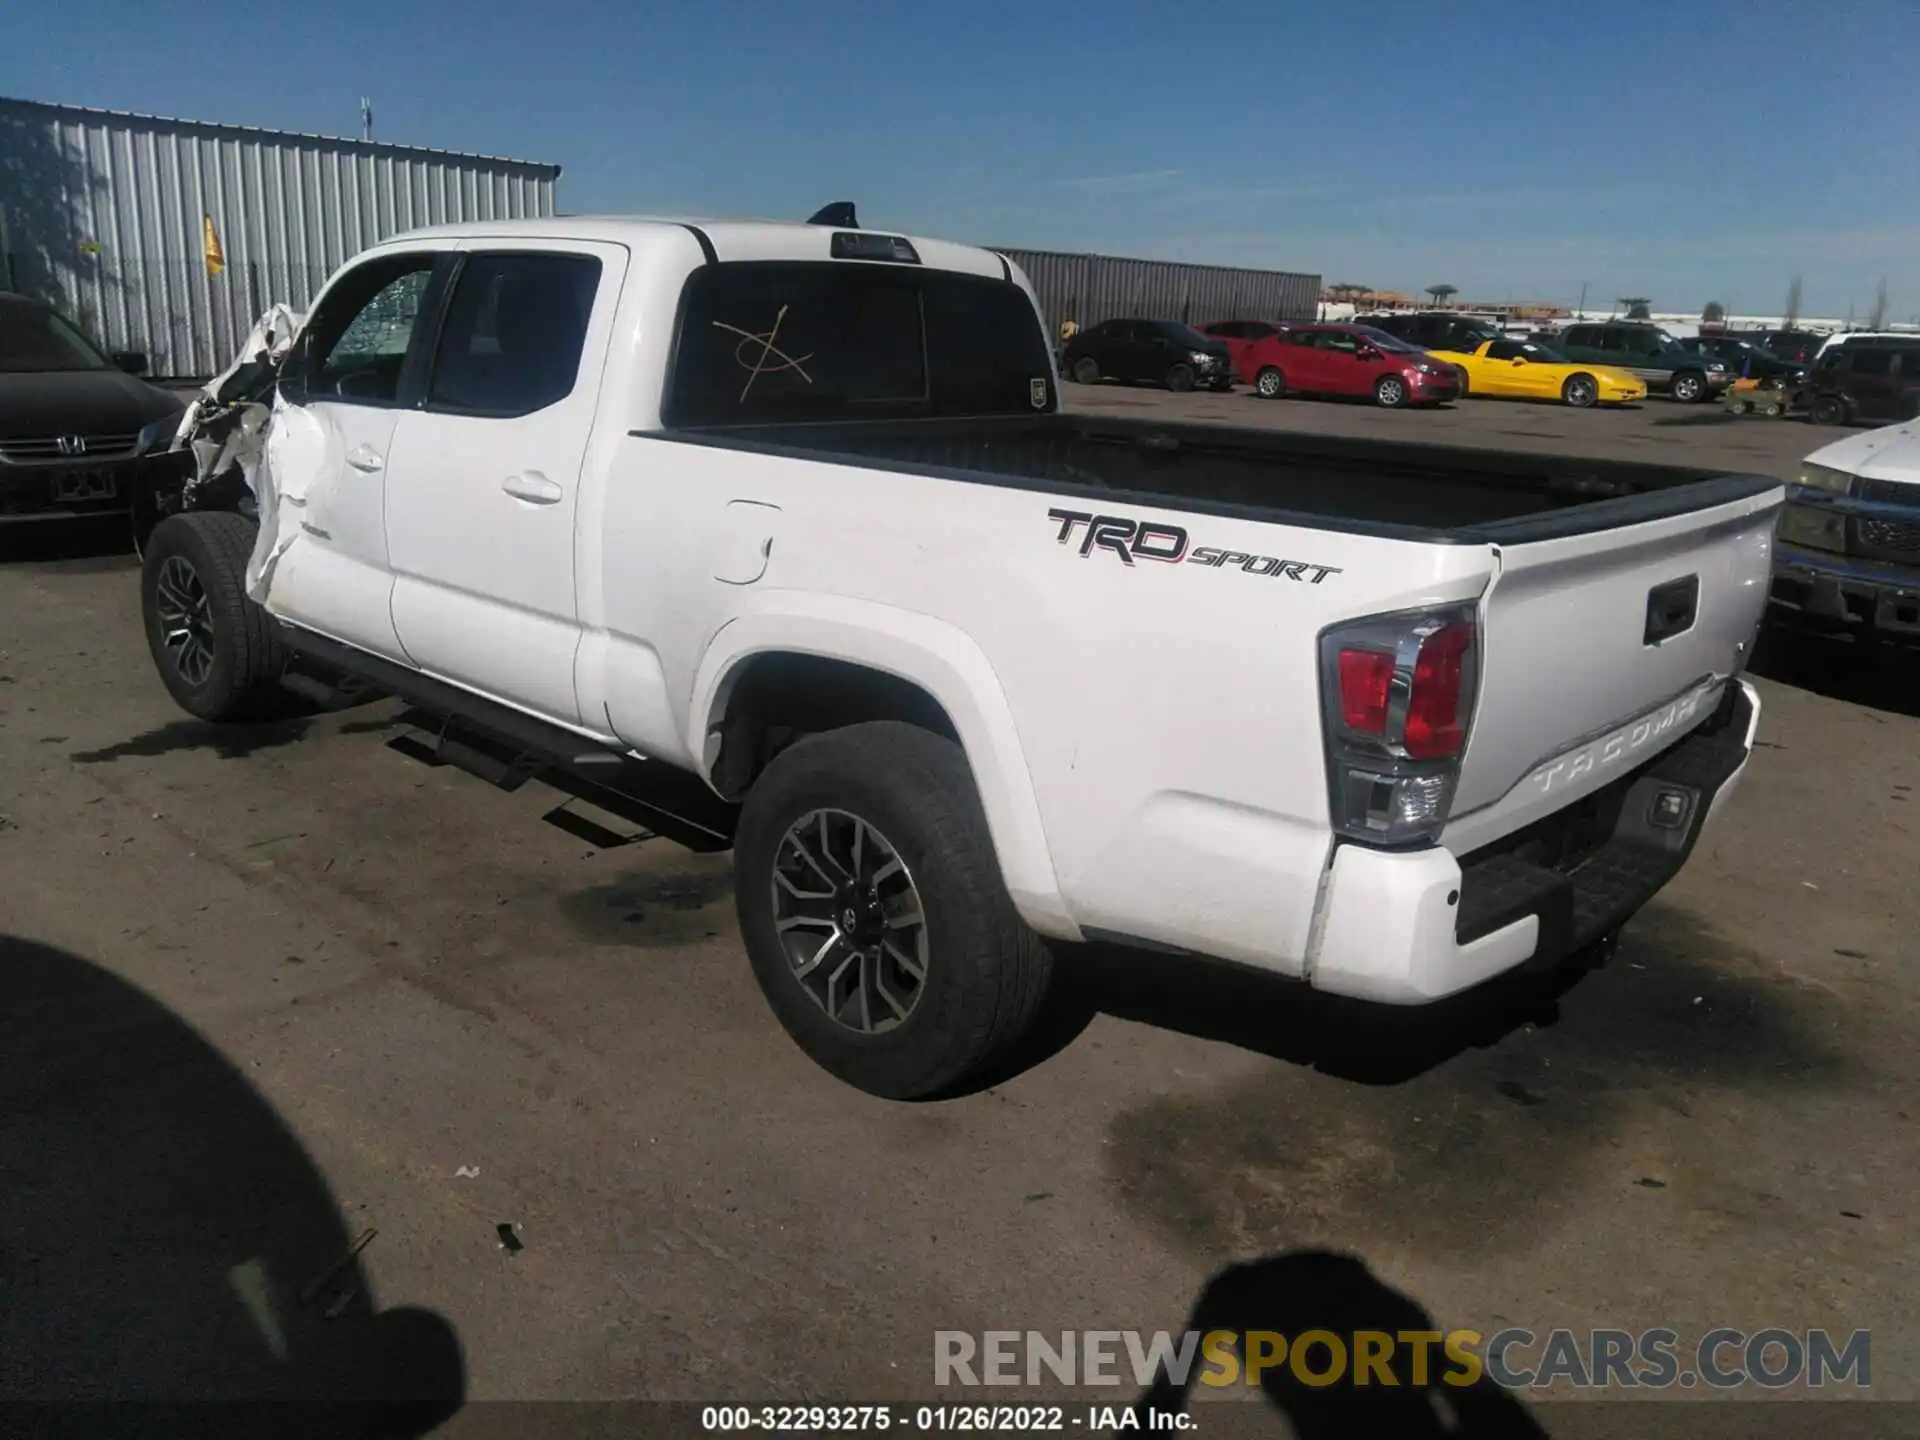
[1065, 311, 1741, 411]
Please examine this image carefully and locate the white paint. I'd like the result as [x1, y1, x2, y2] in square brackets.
[244, 214, 1770, 1000]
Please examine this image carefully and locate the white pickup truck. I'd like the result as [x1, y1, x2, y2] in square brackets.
[136, 213, 1782, 1099]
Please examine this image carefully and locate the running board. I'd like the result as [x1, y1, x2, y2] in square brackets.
[279, 626, 738, 852]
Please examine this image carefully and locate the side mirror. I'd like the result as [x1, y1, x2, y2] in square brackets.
[112, 350, 149, 375]
[1511, 357, 1527, 366]
[1356, 346, 1380, 360]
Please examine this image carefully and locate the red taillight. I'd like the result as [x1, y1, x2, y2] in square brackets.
[1321, 605, 1479, 846]
[1337, 648, 1395, 734]
[1403, 619, 1473, 760]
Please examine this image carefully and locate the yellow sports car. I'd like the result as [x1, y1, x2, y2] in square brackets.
[1448, 338, 1647, 408]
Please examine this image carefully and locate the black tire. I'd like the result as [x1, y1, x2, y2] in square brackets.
[1561, 373, 1599, 408]
[1810, 394, 1847, 425]
[1763, 400, 1785, 418]
[734, 722, 1055, 1100]
[1165, 364, 1195, 394]
[1254, 366, 1285, 399]
[1453, 367, 1470, 398]
[1070, 356, 1101, 386]
[1374, 374, 1409, 408]
[141, 511, 286, 721]
[1670, 370, 1707, 403]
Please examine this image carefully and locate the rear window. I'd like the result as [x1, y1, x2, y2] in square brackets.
[664, 262, 1055, 427]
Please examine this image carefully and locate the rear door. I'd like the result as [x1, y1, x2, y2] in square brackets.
[1280, 330, 1327, 391]
[1895, 349, 1920, 421]
[382, 240, 627, 725]
[1102, 323, 1143, 380]
[1843, 347, 1899, 421]
[1441, 486, 1782, 853]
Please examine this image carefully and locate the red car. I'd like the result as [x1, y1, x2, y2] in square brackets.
[1233, 323, 1461, 407]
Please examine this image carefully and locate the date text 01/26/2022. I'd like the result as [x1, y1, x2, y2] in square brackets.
[699, 1403, 1192, 1432]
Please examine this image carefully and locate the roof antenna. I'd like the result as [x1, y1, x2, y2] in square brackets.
[807, 202, 857, 227]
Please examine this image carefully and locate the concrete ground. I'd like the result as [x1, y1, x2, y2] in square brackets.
[1, 391, 1915, 1437]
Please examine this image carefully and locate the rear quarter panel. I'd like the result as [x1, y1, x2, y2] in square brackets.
[593, 439, 1498, 970]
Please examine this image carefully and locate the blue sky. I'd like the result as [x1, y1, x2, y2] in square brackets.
[7, 0, 1918, 318]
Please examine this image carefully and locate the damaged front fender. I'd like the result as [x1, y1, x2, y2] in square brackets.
[148, 304, 306, 585]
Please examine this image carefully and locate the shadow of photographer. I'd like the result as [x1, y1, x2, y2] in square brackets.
[0, 934, 463, 1437]
[1135, 1250, 1549, 1439]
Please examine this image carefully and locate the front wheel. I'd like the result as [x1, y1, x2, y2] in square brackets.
[140, 511, 286, 721]
[1561, 373, 1599, 408]
[1255, 366, 1285, 399]
[1810, 394, 1847, 425]
[1374, 374, 1409, 408]
[733, 722, 1056, 1100]
[1070, 356, 1102, 385]
[1165, 364, 1195, 394]
[1670, 371, 1707, 403]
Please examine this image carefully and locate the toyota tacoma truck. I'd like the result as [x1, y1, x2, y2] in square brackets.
[134, 212, 1782, 1100]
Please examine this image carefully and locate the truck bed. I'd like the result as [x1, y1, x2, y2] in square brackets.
[657, 414, 1778, 542]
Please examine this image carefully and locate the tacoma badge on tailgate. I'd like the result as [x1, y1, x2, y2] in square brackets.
[1526, 678, 1725, 797]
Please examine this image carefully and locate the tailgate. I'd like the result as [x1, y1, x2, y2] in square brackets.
[1442, 485, 1782, 853]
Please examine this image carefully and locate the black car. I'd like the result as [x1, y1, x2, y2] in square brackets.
[1357, 311, 1501, 358]
[1677, 334, 1800, 385]
[1, 292, 187, 526]
[1741, 329, 1826, 365]
[1803, 336, 1920, 426]
[1061, 319, 1234, 392]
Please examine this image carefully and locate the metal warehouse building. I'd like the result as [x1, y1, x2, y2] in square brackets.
[0, 96, 560, 377]
[999, 247, 1320, 335]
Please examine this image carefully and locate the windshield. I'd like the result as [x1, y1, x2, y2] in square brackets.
[0, 302, 113, 374]
[1355, 327, 1421, 353]
[1518, 342, 1568, 363]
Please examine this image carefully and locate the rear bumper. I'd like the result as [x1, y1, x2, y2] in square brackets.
[1769, 543, 1920, 640]
[1308, 679, 1759, 1004]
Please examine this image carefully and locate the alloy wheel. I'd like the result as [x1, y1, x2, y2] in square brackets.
[771, 808, 929, 1035]
[154, 555, 216, 687]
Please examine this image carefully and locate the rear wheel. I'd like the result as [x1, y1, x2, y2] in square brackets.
[141, 511, 286, 721]
[1561, 373, 1599, 408]
[1670, 370, 1707, 403]
[1165, 363, 1195, 394]
[1255, 366, 1285, 399]
[1374, 374, 1409, 408]
[733, 722, 1056, 1100]
[1070, 356, 1101, 385]
[1810, 394, 1847, 425]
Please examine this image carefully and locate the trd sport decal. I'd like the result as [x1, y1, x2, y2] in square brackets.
[1046, 508, 1342, 584]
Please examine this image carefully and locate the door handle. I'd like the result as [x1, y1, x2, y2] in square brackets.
[502, 471, 563, 505]
[345, 443, 384, 472]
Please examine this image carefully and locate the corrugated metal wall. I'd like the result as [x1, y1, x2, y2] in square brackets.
[999, 247, 1320, 335]
[0, 97, 560, 376]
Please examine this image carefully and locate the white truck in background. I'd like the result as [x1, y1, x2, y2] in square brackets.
[135, 211, 1780, 1099]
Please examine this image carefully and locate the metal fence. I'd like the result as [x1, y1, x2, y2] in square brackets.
[1, 96, 560, 377]
[999, 247, 1321, 334]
